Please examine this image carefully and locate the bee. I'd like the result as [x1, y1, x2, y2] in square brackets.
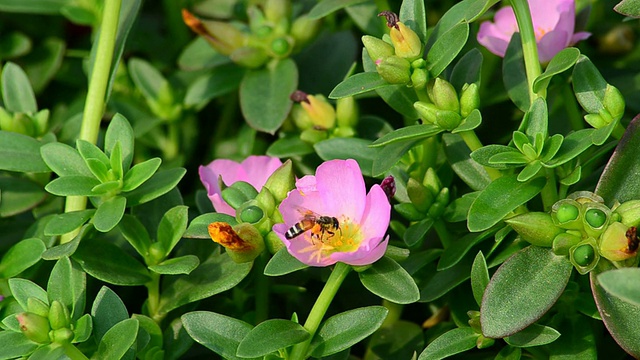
[285, 211, 340, 242]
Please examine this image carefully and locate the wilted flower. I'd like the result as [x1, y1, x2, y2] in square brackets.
[208, 222, 265, 263]
[199, 156, 283, 215]
[272, 159, 391, 267]
[477, 0, 590, 63]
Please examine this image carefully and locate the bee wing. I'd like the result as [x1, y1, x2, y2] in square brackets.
[294, 207, 320, 219]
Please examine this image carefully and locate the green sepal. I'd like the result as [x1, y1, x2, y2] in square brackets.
[505, 212, 563, 247]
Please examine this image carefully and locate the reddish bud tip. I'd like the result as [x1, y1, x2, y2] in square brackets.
[378, 11, 399, 29]
[290, 90, 309, 103]
[381, 175, 396, 202]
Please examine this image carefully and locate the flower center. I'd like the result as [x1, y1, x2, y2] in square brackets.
[535, 27, 551, 41]
[297, 217, 363, 263]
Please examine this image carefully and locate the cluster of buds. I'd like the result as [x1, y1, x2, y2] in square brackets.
[0, 106, 49, 138]
[182, 0, 320, 69]
[582, 84, 625, 129]
[288, 90, 358, 143]
[394, 168, 449, 222]
[362, 11, 426, 88]
[208, 161, 296, 262]
[506, 191, 640, 274]
[15, 297, 77, 345]
[414, 78, 480, 131]
[467, 310, 495, 349]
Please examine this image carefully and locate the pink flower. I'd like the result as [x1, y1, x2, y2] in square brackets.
[199, 156, 283, 216]
[477, 0, 590, 63]
[272, 159, 391, 267]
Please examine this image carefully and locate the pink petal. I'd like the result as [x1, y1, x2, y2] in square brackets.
[538, 29, 570, 63]
[493, 6, 518, 34]
[278, 189, 328, 225]
[315, 159, 366, 222]
[273, 223, 336, 267]
[530, 0, 565, 31]
[329, 236, 389, 266]
[240, 156, 283, 190]
[295, 175, 317, 194]
[477, 22, 511, 57]
[570, 31, 591, 44]
[198, 164, 236, 216]
[358, 185, 391, 239]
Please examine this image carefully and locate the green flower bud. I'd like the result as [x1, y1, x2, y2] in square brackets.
[599, 222, 639, 262]
[332, 126, 356, 138]
[505, 212, 564, 247]
[256, 187, 276, 216]
[0, 107, 13, 132]
[377, 55, 411, 84]
[263, 160, 295, 203]
[613, 199, 640, 227]
[569, 238, 599, 275]
[265, 230, 285, 254]
[603, 84, 625, 121]
[428, 78, 460, 113]
[568, 191, 604, 204]
[459, 83, 480, 118]
[551, 199, 582, 229]
[584, 113, 608, 128]
[362, 35, 395, 64]
[221, 181, 259, 210]
[427, 202, 445, 219]
[300, 94, 336, 129]
[240, 205, 264, 224]
[51, 328, 74, 344]
[182, 10, 247, 56]
[148, 242, 165, 264]
[27, 297, 50, 318]
[477, 335, 495, 349]
[336, 97, 358, 128]
[300, 127, 328, 143]
[394, 203, 424, 221]
[229, 46, 269, 68]
[290, 103, 314, 130]
[414, 101, 438, 124]
[17, 312, 51, 344]
[410, 68, 428, 90]
[291, 15, 321, 49]
[407, 178, 434, 213]
[552, 232, 582, 256]
[208, 222, 265, 263]
[269, 36, 293, 58]
[583, 203, 611, 238]
[48, 301, 70, 330]
[389, 22, 422, 60]
[423, 167, 442, 197]
[435, 110, 462, 131]
[264, 0, 290, 23]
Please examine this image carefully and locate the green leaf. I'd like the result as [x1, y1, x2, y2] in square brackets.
[417, 327, 478, 360]
[44, 209, 95, 236]
[184, 64, 245, 108]
[8, 278, 48, 310]
[598, 268, 640, 307]
[21, 37, 65, 93]
[595, 116, 640, 205]
[0, 0, 67, 14]
[443, 134, 490, 191]
[91, 286, 129, 343]
[471, 144, 520, 169]
[0, 31, 31, 59]
[504, 323, 561, 347]
[403, 218, 434, 247]
[73, 313, 93, 343]
[105, 113, 135, 171]
[443, 192, 479, 223]
[481, 246, 572, 338]
[157, 252, 252, 316]
[450, 49, 483, 92]
[129, 57, 167, 103]
[468, 174, 546, 232]
[27, 344, 66, 360]
[74, 237, 151, 286]
[315, 138, 376, 177]
[94, 318, 139, 360]
[547, 315, 597, 359]
[359, 256, 419, 304]
[182, 311, 256, 360]
[426, 23, 469, 77]
[1, 62, 37, 113]
[308, 0, 368, 20]
[40, 142, 92, 176]
[41, 224, 88, 260]
[264, 248, 308, 276]
[124, 168, 186, 206]
[399, 0, 427, 42]
[310, 306, 388, 357]
[615, 0, 640, 17]
[118, 214, 152, 256]
[371, 138, 424, 177]
[368, 320, 424, 359]
[543, 129, 594, 167]
[184, 212, 237, 239]
[93, 196, 127, 233]
[157, 205, 188, 256]
[452, 109, 482, 133]
[0, 238, 45, 278]
[266, 135, 314, 158]
[237, 319, 309, 358]
[572, 55, 607, 114]
[517, 161, 543, 182]
[47, 256, 86, 321]
[149, 255, 200, 275]
[0, 131, 49, 172]
[533, 47, 581, 93]
[0, 331, 38, 359]
[240, 59, 298, 134]
[329, 71, 388, 99]
[503, 33, 529, 111]
[0, 176, 46, 217]
[471, 251, 489, 307]
[76, 138, 109, 165]
[132, 314, 164, 360]
[371, 124, 442, 148]
[121, 157, 161, 192]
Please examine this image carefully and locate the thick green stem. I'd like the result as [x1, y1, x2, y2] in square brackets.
[255, 252, 270, 324]
[510, 0, 543, 102]
[61, 0, 122, 243]
[458, 130, 502, 180]
[540, 168, 558, 212]
[147, 273, 162, 323]
[289, 262, 351, 360]
[612, 122, 626, 140]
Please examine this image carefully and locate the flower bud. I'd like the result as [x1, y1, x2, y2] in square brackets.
[362, 35, 395, 65]
[459, 83, 480, 118]
[256, 187, 276, 216]
[380, 175, 396, 202]
[599, 222, 639, 262]
[332, 126, 356, 138]
[552, 232, 582, 256]
[300, 94, 336, 129]
[505, 212, 563, 247]
[263, 160, 295, 203]
[436, 110, 462, 131]
[290, 103, 313, 130]
[613, 199, 640, 227]
[148, 242, 165, 264]
[300, 128, 328, 143]
[27, 297, 50, 318]
[17, 312, 51, 344]
[221, 181, 259, 210]
[477, 335, 495, 349]
[570, 238, 599, 275]
[264, 0, 290, 23]
[208, 222, 265, 263]
[182, 10, 246, 56]
[407, 178, 434, 213]
[269, 36, 293, 58]
[414, 101, 438, 124]
[51, 328, 74, 344]
[291, 15, 321, 49]
[389, 22, 422, 60]
[336, 97, 358, 128]
[603, 84, 625, 121]
[240, 205, 264, 224]
[428, 78, 460, 113]
[265, 230, 285, 254]
[377, 55, 411, 84]
[422, 167, 442, 197]
[582, 203, 610, 238]
[552, 199, 582, 229]
[411, 68, 428, 90]
[48, 300, 70, 330]
[229, 46, 269, 68]
[428, 202, 446, 219]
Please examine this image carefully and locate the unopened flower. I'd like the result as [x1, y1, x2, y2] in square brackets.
[379, 11, 422, 60]
[272, 159, 391, 267]
[199, 156, 283, 216]
[477, 0, 591, 63]
[208, 222, 265, 263]
[291, 90, 336, 130]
